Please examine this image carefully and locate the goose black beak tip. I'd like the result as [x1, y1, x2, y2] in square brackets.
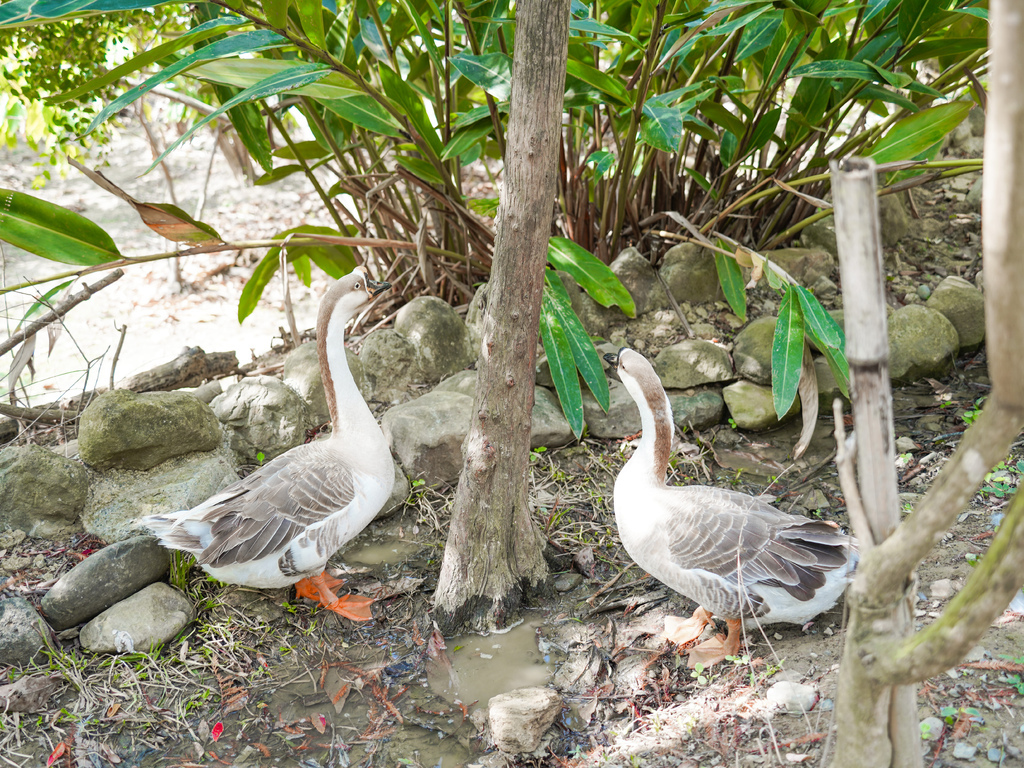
[368, 280, 391, 298]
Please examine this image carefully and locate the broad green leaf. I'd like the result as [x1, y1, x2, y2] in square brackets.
[468, 198, 499, 217]
[640, 103, 683, 152]
[453, 105, 493, 130]
[586, 149, 615, 177]
[564, 59, 630, 105]
[358, 14, 388, 61]
[259, 0, 287, 29]
[698, 100, 745, 139]
[223, 96, 274, 173]
[868, 101, 972, 163]
[899, 37, 988, 63]
[545, 272, 610, 412]
[145, 64, 332, 175]
[771, 287, 805, 419]
[380, 66, 443, 156]
[441, 121, 493, 161]
[819, 343, 850, 397]
[684, 167, 714, 194]
[393, 0, 444, 72]
[190, 59, 361, 99]
[540, 291, 584, 438]
[272, 140, 330, 161]
[394, 155, 445, 186]
[255, 165, 305, 186]
[859, 84, 918, 112]
[293, 254, 312, 286]
[791, 59, 880, 81]
[794, 286, 842, 350]
[898, 0, 949, 44]
[297, 0, 325, 48]
[83, 30, 288, 136]
[569, 17, 641, 48]
[747, 107, 781, 153]
[0, 189, 121, 265]
[450, 52, 513, 101]
[321, 95, 405, 138]
[0, 0, 177, 27]
[51, 17, 247, 103]
[720, 131, 738, 166]
[714, 250, 746, 322]
[736, 11, 782, 60]
[546, 237, 635, 317]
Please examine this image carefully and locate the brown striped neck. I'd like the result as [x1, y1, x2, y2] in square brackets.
[617, 350, 674, 484]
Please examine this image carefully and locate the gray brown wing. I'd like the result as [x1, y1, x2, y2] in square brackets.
[665, 486, 852, 602]
[197, 443, 356, 568]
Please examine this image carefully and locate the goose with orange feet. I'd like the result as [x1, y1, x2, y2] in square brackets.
[139, 268, 394, 621]
[606, 347, 857, 667]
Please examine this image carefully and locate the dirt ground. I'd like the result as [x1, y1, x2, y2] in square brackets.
[1, 124, 1022, 768]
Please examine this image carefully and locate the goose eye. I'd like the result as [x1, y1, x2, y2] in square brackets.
[354, 281, 362, 290]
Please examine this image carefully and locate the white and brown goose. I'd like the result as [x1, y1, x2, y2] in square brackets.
[605, 348, 857, 666]
[139, 268, 395, 621]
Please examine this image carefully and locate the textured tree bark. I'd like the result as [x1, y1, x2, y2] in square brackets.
[830, 3, 1024, 765]
[433, 0, 571, 633]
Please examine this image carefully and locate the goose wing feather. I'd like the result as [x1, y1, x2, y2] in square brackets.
[194, 443, 356, 568]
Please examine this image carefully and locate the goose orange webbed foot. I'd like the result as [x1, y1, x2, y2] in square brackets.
[663, 606, 714, 646]
[686, 618, 743, 668]
[295, 572, 375, 621]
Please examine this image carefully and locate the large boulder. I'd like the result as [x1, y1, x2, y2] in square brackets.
[433, 369, 477, 398]
[381, 390, 473, 485]
[79, 390, 222, 471]
[358, 329, 420, 404]
[212, 376, 310, 463]
[283, 343, 329, 427]
[888, 305, 960, 383]
[878, 193, 909, 247]
[82, 448, 237, 543]
[531, 388, 575, 448]
[488, 687, 562, 754]
[652, 340, 733, 389]
[800, 217, 838, 260]
[0, 597, 48, 667]
[41, 536, 170, 631]
[556, 271, 623, 336]
[762, 248, 835, 287]
[610, 247, 667, 316]
[395, 296, 474, 382]
[669, 389, 724, 431]
[723, 380, 800, 430]
[0, 445, 88, 537]
[659, 243, 722, 305]
[79, 583, 195, 654]
[465, 282, 490, 355]
[927, 275, 985, 352]
[733, 316, 776, 386]
[583, 379, 641, 438]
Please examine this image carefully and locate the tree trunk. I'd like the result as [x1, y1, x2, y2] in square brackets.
[433, 0, 571, 633]
[830, 2, 1024, 765]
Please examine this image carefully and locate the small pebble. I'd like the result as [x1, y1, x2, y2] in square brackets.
[818, 698, 833, 711]
[895, 436, 918, 453]
[930, 579, 954, 600]
[917, 284, 932, 300]
[952, 742, 976, 760]
[766, 681, 818, 715]
[919, 716, 944, 741]
[553, 573, 583, 593]
[987, 748, 1003, 762]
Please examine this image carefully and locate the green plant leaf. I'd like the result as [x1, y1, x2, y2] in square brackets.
[254, 165, 305, 186]
[51, 17, 248, 103]
[747, 107, 781, 153]
[791, 59, 880, 81]
[0, 189, 121, 265]
[259, 0, 288, 29]
[570, 17, 641, 47]
[714, 249, 746, 322]
[441, 120, 493, 161]
[450, 52, 513, 101]
[394, 155, 445, 186]
[898, 0, 949, 44]
[586, 149, 615, 177]
[564, 59, 630, 105]
[868, 101, 972, 163]
[540, 289, 584, 438]
[380, 65, 444, 156]
[145, 64, 332, 176]
[296, 0, 326, 48]
[795, 285, 843, 350]
[0, 0, 178, 27]
[190, 59, 360, 99]
[321, 95, 405, 138]
[898, 37, 988, 63]
[859, 84, 919, 112]
[546, 237, 635, 317]
[83, 30, 288, 136]
[20, 280, 72, 326]
[640, 102, 683, 152]
[223, 97, 274, 173]
[545, 272, 610, 412]
[393, 0, 443, 72]
[272, 140, 330, 161]
[771, 287, 805, 418]
[359, 14, 388, 61]
[698, 100, 745, 139]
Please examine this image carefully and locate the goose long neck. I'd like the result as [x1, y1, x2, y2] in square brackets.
[317, 308, 377, 440]
[627, 381, 674, 485]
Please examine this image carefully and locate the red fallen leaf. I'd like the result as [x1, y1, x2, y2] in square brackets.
[211, 722, 224, 742]
[47, 742, 66, 766]
[313, 714, 326, 734]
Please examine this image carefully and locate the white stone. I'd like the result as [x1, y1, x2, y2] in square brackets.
[488, 686, 562, 753]
[765, 681, 818, 715]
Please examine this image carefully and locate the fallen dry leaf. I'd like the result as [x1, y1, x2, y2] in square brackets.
[0, 674, 62, 713]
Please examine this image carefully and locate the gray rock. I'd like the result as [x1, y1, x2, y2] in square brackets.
[800, 217, 838, 259]
[975, 269, 984, 293]
[190, 379, 222, 404]
[878, 193, 909, 247]
[888, 305, 960, 383]
[212, 376, 310, 463]
[965, 174, 983, 211]
[952, 742, 977, 761]
[554, 573, 583, 592]
[895, 436, 918, 453]
[762, 247, 835, 286]
[930, 578, 955, 600]
[659, 243, 722, 305]
[41, 536, 170, 631]
[83, 449, 238, 543]
[765, 681, 818, 715]
[376, 464, 410, 521]
[968, 105, 985, 136]
[815, 356, 847, 413]
[79, 390, 222, 471]
[283, 343, 329, 427]
[811, 275, 838, 302]
[610, 247, 667, 316]
[723, 380, 800, 431]
[358, 329, 420, 404]
[395, 296, 474, 382]
[0, 597, 48, 667]
[582, 379, 640, 438]
[916, 284, 932, 301]
[488, 687, 562, 753]
[927, 275, 986, 351]
[381, 390, 473, 485]
[557, 271, 623, 336]
[652, 340, 733, 389]
[434, 370, 478, 398]
[668, 389, 724, 431]
[919, 716, 944, 741]
[0, 445, 88, 538]
[465, 283, 490, 354]
[733, 316, 777, 385]
[531, 388, 575, 448]
[79, 583, 195, 654]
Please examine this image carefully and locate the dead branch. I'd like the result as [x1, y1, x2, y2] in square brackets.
[115, 347, 240, 392]
[0, 270, 124, 358]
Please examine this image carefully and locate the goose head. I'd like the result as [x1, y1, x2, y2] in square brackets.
[320, 266, 391, 328]
[604, 347, 674, 479]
